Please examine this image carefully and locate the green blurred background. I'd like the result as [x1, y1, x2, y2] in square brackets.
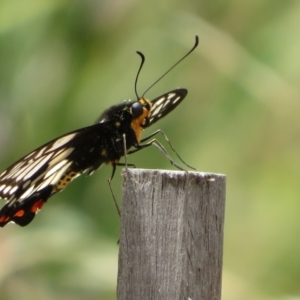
[1, 0, 300, 299]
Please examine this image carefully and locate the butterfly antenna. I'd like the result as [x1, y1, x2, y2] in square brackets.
[142, 35, 199, 97]
[134, 51, 145, 99]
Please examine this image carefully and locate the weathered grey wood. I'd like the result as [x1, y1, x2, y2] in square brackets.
[117, 169, 226, 300]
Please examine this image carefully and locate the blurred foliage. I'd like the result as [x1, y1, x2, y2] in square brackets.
[0, 0, 300, 299]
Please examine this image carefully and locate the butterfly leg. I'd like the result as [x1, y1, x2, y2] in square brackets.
[107, 161, 136, 218]
[129, 129, 196, 170]
[115, 162, 136, 168]
[107, 164, 121, 216]
[129, 138, 186, 171]
[140, 129, 195, 170]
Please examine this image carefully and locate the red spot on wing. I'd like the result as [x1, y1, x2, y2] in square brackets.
[31, 199, 45, 213]
[0, 216, 10, 223]
[13, 210, 25, 217]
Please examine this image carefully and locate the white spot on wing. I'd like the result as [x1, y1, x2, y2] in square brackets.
[46, 133, 77, 152]
[9, 186, 18, 195]
[0, 170, 7, 177]
[48, 148, 74, 166]
[153, 97, 164, 106]
[45, 160, 69, 178]
[167, 93, 175, 100]
[49, 162, 72, 184]
[23, 153, 53, 180]
[22, 180, 31, 189]
[34, 147, 47, 159]
[20, 185, 35, 199]
[173, 96, 181, 104]
[36, 174, 55, 191]
[3, 185, 12, 194]
[163, 99, 171, 107]
[11, 163, 34, 182]
[2, 161, 25, 179]
[151, 106, 162, 116]
[14, 160, 41, 181]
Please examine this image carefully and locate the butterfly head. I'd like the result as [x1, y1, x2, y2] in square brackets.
[129, 97, 152, 142]
[130, 98, 151, 125]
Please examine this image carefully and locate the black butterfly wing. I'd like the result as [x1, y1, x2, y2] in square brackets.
[147, 89, 187, 127]
[0, 121, 114, 227]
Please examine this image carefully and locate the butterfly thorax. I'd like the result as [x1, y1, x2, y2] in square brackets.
[78, 98, 151, 173]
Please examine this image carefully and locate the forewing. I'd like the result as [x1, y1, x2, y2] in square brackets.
[147, 88, 187, 127]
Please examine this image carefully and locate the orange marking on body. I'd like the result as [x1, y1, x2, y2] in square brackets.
[13, 210, 25, 217]
[31, 199, 45, 213]
[131, 98, 151, 143]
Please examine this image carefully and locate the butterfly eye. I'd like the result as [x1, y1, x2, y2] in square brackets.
[131, 102, 144, 117]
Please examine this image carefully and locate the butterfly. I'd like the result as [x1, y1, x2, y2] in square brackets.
[0, 36, 198, 227]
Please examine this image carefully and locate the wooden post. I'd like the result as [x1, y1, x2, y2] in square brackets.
[117, 169, 226, 300]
